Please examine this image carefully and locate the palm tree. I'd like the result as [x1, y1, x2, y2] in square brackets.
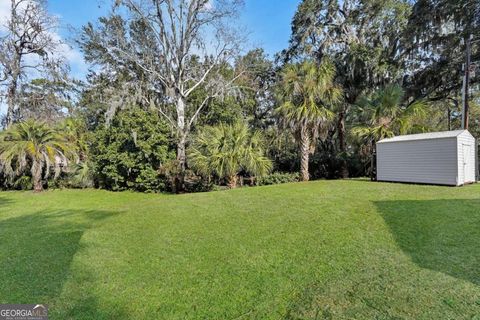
[58, 118, 95, 188]
[276, 59, 342, 181]
[188, 122, 272, 188]
[352, 84, 428, 143]
[0, 120, 77, 192]
[352, 84, 428, 178]
[59, 117, 89, 162]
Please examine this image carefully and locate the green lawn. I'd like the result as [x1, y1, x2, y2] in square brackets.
[1, 180, 480, 319]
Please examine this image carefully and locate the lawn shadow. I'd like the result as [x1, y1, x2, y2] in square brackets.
[54, 295, 129, 319]
[0, 209, 118, 305]
[0, 195, 14, 209]
[376, 199, 480, 285]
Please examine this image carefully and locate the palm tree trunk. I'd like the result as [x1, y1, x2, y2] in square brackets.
[31, 161, 43, 192]
[337, 107, 349, 178]
[300, 127, 310, 181]
[227, 175, 238, 189]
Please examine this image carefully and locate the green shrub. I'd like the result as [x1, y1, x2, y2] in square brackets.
[68, 161, 95, 189]
[90, 107, 175, 192]
[12, 175, 34, 190]
[134, 166, 167, 193]
[184, 170, 214, 193]
[256, 172, 299, 186]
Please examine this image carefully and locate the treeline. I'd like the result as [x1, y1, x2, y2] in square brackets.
[0, 0, 479, 192]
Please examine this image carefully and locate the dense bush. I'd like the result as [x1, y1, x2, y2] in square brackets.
[90, 107, 175, 192]
[256, 172, 299, 186]
[12, 175, 33, 190]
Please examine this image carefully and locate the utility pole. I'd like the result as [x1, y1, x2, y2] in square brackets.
[461, 34, 471, 130]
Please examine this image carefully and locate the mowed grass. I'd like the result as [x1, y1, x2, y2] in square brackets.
[1, 180, 480, 319]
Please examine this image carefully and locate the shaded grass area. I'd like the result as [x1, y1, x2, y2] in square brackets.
[0, 209, 115, 303]
[0, 181, 479, 319]
[379, 199, 480, 286]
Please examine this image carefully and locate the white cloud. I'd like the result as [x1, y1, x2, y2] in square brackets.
[0, 0, 88, 117]
[204, 0, 213, 11]
[0, 0, 87, 81]
[0, 101, 6, 113]
[0, 0, 9, 23]
[49, 30, 88, 78]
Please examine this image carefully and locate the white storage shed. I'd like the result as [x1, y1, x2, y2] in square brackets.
[376, 130, 477, 186]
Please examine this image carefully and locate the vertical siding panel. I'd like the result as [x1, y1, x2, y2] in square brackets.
[376, 137, 458, 185]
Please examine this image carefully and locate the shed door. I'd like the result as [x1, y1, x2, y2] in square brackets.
[463, 144, 475, 184]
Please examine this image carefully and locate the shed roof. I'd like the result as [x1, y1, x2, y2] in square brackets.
[377, 130, 468, 144]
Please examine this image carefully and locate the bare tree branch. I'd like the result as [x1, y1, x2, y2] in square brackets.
[80, 0, 245, 178]
[0, 0, 67, 127]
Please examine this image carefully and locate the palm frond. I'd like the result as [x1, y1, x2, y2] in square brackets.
[0, 119, 79, 190]
[276, 59, 342, 148]
[188, 122, 272, 185]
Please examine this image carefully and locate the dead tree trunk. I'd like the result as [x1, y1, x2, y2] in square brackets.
[5, 60, 20, 128]
[175, 96, 187, 191]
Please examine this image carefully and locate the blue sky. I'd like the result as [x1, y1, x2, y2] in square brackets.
[0, 0, 299, 115]
[46, 0, 300, 78]
[237, 0, 299, 55]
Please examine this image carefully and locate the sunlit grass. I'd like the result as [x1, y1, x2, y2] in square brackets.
[1, 180, 479, 319]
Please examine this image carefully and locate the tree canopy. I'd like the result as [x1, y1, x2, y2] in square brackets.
[0, 0, 478, 191]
